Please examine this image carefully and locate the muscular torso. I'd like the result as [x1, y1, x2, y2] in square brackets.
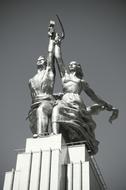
[29, 67, 55, 99]
[62, 73, 82, 94]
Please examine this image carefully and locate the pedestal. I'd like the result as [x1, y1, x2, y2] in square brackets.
[3, 134, 106, 190]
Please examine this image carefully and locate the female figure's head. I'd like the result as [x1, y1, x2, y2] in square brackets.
[68, 61, 83, 79]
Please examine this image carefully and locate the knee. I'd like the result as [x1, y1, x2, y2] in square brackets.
[37, 104, 48, 115]
[52, 104, 63, 121]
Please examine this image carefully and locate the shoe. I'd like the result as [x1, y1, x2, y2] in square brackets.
[33, 134, 38, 138]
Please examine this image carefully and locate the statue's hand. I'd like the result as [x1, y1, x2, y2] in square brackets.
[48, 28, 55, 39]
[102, 103, 119, 123]
[104, 103, 113, 111]
[108, 107, 119, 124]
[54, 33, 62, 45]
[48, 20, 56, 39]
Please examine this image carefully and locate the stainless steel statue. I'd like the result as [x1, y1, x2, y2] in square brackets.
[28, 17, 118, 154]
[28, 21, 56, 138]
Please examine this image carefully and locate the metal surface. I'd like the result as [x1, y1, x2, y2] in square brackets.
[28, 17, 119, 154]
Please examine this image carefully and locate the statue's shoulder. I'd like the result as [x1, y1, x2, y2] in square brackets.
[81, 79, 86, 84]
[29, 72, 40, 82]
[29, 78, 32, 84]
[29, 76, 34, 84]
[29, 75, 36, 85]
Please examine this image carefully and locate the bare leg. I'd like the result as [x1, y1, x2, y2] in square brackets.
[36, 104, 49, 136]
[52, 105, 61, 134]
[36, 107, 42, 135]
[41, 114, 49, 134]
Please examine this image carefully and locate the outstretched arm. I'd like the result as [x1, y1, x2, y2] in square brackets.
[82, 80, 119, 123]
[82, 80, 113, 111]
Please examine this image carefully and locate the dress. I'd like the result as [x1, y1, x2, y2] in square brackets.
[52, 72, 99, 154]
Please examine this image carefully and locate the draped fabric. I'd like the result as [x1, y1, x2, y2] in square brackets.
[28, 94, 55, 134]
[52, 93, 99, 154]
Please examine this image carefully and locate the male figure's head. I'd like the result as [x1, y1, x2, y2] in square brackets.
[37, 56, 47, 70]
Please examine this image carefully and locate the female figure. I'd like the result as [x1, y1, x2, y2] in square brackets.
[52, 35, 115, 154]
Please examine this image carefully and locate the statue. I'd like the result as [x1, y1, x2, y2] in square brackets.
[28, 21, 56, 138]
[28, 16, 118, 154]
[51, 19, 118, 154]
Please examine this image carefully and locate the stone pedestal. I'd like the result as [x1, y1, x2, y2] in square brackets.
[3, 134, 105, 190]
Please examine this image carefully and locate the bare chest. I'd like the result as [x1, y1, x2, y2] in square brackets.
[62, 74, 82, 93]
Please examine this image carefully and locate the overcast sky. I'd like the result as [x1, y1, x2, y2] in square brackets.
[0, 0, 126, 189]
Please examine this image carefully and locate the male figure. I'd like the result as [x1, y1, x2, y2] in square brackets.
[28, 21, 56, 137]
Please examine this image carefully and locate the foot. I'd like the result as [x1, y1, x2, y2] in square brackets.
[33, 134, 38, 138]
[50, 132, 55, 136]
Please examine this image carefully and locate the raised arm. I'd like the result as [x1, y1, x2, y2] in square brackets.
[54, 34, 66, 78]
[46, 20, 55, 69]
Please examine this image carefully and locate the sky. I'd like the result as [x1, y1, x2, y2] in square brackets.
[0, 0, 126, 189]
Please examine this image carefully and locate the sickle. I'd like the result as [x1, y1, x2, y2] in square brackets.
[56, 14, 65, 40]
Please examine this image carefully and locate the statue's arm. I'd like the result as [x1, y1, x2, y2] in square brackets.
[83, 80, 119, 123]
[82, 80, 113, 111]
[47, 38, 55, 69]
[54, 35, 66, 78]
[46, 21, 56, 70]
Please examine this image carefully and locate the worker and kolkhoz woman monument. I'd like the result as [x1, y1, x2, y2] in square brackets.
[28, 16, 118, 155]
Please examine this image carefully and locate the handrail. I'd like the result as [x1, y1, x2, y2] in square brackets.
[91, 156, 108, 190]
